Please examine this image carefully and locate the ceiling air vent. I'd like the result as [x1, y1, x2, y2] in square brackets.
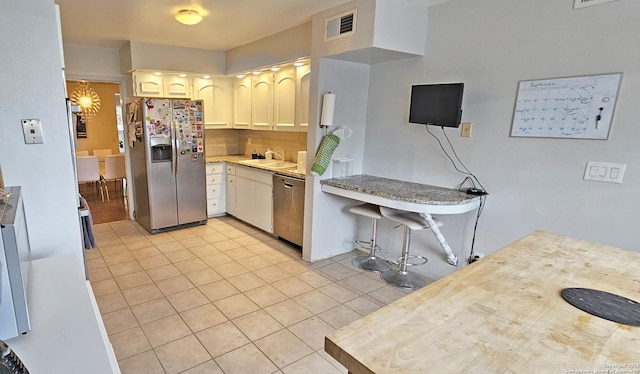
[573, 0, 619, 9]
[325, 9, 357, 41]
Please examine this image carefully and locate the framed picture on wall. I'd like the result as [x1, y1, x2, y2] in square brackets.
[76, 115, 87, 138]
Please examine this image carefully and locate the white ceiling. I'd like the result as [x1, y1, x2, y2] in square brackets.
[55, 0, 450, 51]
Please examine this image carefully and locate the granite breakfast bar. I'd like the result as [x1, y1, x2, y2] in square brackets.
[320, 174, 481, 266]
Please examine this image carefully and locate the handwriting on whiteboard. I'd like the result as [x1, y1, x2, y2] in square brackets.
[510, 73, 621, 139]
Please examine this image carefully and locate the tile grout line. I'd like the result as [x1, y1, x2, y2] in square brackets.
[91, 217, 417, 373]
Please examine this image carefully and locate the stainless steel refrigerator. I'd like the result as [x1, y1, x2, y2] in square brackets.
[129, 98, 207, 233]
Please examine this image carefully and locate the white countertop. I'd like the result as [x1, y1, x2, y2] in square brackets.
[6, 254, 119, 374]
[206, 155, 306, 180]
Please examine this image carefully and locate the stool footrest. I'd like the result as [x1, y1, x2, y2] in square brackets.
[354, 240, 381, 252]
[396, 254, 428, 267]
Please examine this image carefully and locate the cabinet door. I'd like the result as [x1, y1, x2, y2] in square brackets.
[212, 78, 232, 129]
[132, 71, 163, 97]
[252, 180, 273, 233]
[226, 175, 236, 216]
[235, 175, 252, 222]
[273, 68, 296, 131]
[251, 73, 273, 130]
[296, 65, 311, 132]
[233, 76, 252, 129]
[193, 78, 215, 127]
[194, 78, 232, 129]
[163, 74, 190, 98]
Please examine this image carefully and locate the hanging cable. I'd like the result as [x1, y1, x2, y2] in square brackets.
[441, 127, 487, 192]
[424, 125, 488, 263]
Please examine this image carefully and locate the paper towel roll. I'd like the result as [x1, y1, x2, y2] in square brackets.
[297, 151, 307, 173]
[320, 93, 336, 127]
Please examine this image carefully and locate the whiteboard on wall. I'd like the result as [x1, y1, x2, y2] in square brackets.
[510, 73, 622, 139]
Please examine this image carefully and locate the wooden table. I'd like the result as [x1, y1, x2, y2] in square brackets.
[321, 175, 481, 266]
[325, 231, 640, 373]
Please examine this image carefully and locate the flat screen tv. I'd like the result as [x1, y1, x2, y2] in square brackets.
[409, 83, 464, 128]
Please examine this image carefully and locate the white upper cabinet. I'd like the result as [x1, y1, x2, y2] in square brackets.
[233, 76, 252, 129]
[132, 71, 163, 97]
[193, 77, 232, 129]
[295, 65, 311, 131]
[273, 68, 296, 131]
[131, 71, 189, 98]
[251, 73, 273, 130]
[130, 61, 310, 132]
[251, 66, 310, 132]
[163, 74, 190, 98]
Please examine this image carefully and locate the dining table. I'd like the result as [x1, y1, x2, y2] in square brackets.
[324, 230, 640, 373]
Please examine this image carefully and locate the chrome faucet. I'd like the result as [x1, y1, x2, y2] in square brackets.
[265, 148, 285, 161]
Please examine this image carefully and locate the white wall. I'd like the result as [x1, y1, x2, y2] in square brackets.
[361, 0, 640, 276]
[64, 44, 122, 79]
[121, 41, 226, 75]
[303, 58, 371, 261]
[0, 0, 84, 262]
[226, 23, 312, 75]
[318, 0, 428, 64]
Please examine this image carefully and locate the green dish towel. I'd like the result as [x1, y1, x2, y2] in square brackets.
[311, 135, 340, 176]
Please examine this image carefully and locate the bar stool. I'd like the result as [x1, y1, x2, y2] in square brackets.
[350, 203, 391, 272]
[379, 207, 442, 290]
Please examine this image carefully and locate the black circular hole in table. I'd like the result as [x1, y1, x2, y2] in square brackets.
[561, 288, 640, 327]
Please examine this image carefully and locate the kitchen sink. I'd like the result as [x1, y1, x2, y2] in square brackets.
[239, 159, 297, 170]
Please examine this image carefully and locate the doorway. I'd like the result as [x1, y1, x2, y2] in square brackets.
[68, 80, 129, 224]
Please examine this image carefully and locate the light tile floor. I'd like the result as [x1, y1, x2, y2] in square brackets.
[88, 216, 417, 374]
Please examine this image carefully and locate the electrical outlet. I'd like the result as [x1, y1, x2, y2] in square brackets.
[21, 119, 44, 144]
[247, 137, 252, 145]
[469, 253, 484, 263]
[461, 122, 472, 137]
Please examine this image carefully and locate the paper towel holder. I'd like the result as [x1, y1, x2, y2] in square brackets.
[319, 92, 335, 129]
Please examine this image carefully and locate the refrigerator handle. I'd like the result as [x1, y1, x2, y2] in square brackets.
[172, 118, 178, 176]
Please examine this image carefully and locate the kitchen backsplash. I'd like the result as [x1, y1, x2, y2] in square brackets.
[205, 129, 306, 162]
[204, 129, 240, 156]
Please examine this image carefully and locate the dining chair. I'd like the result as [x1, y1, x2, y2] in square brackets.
[104, 154, 126, 196]
[75, 150, 89, 156]
[76, 156, 108, 202]
[92, 149, 113, 162]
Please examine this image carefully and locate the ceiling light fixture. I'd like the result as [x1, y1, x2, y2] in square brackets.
[70, 81, 101, 122]
[175, 9, 203, 25]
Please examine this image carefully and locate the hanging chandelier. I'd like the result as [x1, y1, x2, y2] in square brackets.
[70, 81, 101, 121]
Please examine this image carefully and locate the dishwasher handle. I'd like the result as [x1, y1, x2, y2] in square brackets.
[282, 182, 294, 188]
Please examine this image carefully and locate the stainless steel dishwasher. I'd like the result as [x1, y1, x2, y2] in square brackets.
[273, 174, 305, 247]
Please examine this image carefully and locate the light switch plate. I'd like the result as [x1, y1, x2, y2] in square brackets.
[461, 122, 472, 137]
[583, 161, 626, 184]
[21, 119, 44, 144]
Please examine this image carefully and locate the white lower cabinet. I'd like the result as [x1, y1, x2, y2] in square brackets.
[235, 165, 273, 233]
[206, 162, 226, 217]
[226, 164, 237, 216]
